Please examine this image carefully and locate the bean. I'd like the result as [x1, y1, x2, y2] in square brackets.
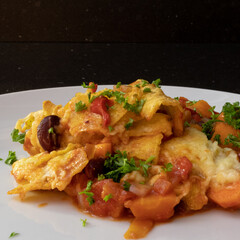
[85, 158, 105, 179]
[37, 115, 60, 152]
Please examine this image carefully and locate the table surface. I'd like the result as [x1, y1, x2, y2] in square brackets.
[0, 43, 239, 95]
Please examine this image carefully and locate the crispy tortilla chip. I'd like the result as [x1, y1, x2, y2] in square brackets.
[116, 134, 163, 163]
[8, 143, 89, 198]
[126, 113, 172, 138]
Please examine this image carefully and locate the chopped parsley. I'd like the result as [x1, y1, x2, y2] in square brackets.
[9, 232, 19, 238]
[135, 84, 140, 88]
[125, 118, 134, 130]
[88, 89, 145, 114]
[162, 162, 173, 172]
[224, 134, 240, 148]
[97, 174, 105, 181]
[141, 80, 149, 87]
[213, 134, 221, 144]
[139, 156, 155, 177]
[108, 126, 114, 132]
[123, 99, 145, 114]
[4, 151, 18, 165]
[48, 127, 54, 134]
[103, 193, 113, 202]
[116, 82, 122, 88]
[87, 92, 92, 101]
[85, 180, 93, 191]
[11, 129, 25, 144]
[186, 100, 197, 106]
[222, 102, 240, 129]
[89, 94, 98, 103]
[143, 87, 151, 93]
[80, 218, 87, 227]
[202, 106, 222, 139]
[152, 78, 161, 88]
[81, 82, 96, 89]
[123, 181, 131, 191]
[78, 180, 95, 205]
[75, 101, 87, 112]
[104, 151, 139, 182]
[184, 121, 190, 127]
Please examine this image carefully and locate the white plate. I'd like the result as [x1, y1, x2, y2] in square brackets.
[0, 85, 240, 240]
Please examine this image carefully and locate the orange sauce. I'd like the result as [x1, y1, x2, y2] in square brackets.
[16, 189, 240, 239]
[38, 202, 48, 208]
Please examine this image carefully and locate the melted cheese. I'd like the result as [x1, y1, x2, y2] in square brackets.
[160, 127, 240, 188]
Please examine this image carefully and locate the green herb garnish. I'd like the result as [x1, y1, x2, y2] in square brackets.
[143, 87, 151, 93]
[75, 101, 88, 112]
[103, 193, 113, 202]
[162, 162, 173, 172]
[125, 118, 134, 130]
[224, 134, 240, 148]
[80, 219, 87, 227]
[123, 181, 131, 191]
[202, 106, 222, 139]
[123, 99, 145, 114]
[222, 102, 240, 129]
[9, 232, 19, 238]
[4, 151, 18, 165]
[11, 129, 25, 144]
[97, 174, 105, 181]
[141, 80, 149, 87]
[152, 78, 161, 88]
[108, 126, 114, 132]
[48, 127, 54, 134]
[184, 121, 190, 127]
[139, 156, 155, 177]
[78, 180, 95, 205]
[186, 100, 197, 106]
[81, 82, 96, 89]
[104, 151, 139, 182]
[213, 134, 221, 144]
[116, 82, 122, 88]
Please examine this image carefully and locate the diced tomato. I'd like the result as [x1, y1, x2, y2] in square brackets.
[153, 178, 172, 195]
[178, 97, 189, 108]
[65, 173, 88, 197]
[89, 82, 98, 93]
[81, 179, 135, 218]
[179, 97, 203, 123]
[192, 113, 202, 123]
[90, 96, 114, 127]
[168, 156, 192, 185]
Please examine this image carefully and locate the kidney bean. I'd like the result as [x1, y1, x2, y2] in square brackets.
[84, 158, 105, 179]
[37, 115, 60, 152]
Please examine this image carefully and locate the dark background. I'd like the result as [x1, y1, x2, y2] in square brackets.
[0, 0, 239, 94]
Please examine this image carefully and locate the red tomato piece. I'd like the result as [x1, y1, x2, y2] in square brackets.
[90, 96, 113, 127]
[178, 96, 189, 108]
[81, 179, 135, 218]
[153, 178, 172, 195]
[168, 156, 192, 185]
[89, 82, 98, 93]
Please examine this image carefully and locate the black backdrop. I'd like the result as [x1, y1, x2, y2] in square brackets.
[0, 1, 240, 94]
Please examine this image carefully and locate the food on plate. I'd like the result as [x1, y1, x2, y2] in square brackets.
[8, 79, 240, 239]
